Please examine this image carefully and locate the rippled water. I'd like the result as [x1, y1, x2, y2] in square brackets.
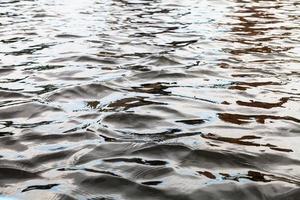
[0, 0, 300, 199]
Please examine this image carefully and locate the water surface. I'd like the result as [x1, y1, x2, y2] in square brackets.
[0, 0, 300, 199]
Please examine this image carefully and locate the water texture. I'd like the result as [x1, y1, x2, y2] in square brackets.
[0, 0, 300, 199]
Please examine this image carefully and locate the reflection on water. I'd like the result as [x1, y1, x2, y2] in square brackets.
[0, 0, 300, 199]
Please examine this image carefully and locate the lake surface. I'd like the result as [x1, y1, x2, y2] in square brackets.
[0, 0, 300, 199]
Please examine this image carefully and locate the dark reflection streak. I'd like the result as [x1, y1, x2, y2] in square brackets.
[0, 132, 13, 137]
[57, 168, 120, 177]
[22, 184, 59, 193]
[5, 43, 53, 56]
[130, 83, 218, 103]
[176, 119, 206, 125]
[141, 181, 162, 186]
[103, 158, 168, 166]
[219, 170, 300, 185]
[0, 120, 55, 129]
[198, 170, 300, 185]
[114, 129, 201, 142]
[198, 171, 216, 179]
[202, 133, 293, 152]
[102, 97, 166, 111]
[98, 130, 203, 143]
[218, 113, 300, 124]
[0, 76, 28, 83]
[0, 87, 23, 92]
[236, 97, 289, 109]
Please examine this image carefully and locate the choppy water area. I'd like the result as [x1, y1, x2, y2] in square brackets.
[0, 0, 300, 199]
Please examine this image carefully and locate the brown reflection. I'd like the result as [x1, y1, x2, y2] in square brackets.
[216, 0, 294, 81]
[236, 97, 289, 109]
[104, 97, 165, 111]
[218, 113, 300, 124]
[198, 171, 216, 179]
[86, 101, 100, 109]
[227, 46, 292, 55]
[235, 81, 281, 87]
[220, 171, 271, 183]
[220, 0, 285, 46]
[197, 169, 300, 185]
[202, 133, 261, 146]
[130, 82, 172, 95]
[228, 81, 282, 91]
[202, 133, 293, 152]
[269, 147, 293, 153]
[220, 170, 300, 185]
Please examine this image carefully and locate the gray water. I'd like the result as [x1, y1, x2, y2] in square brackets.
[0, 0, 300, 199]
